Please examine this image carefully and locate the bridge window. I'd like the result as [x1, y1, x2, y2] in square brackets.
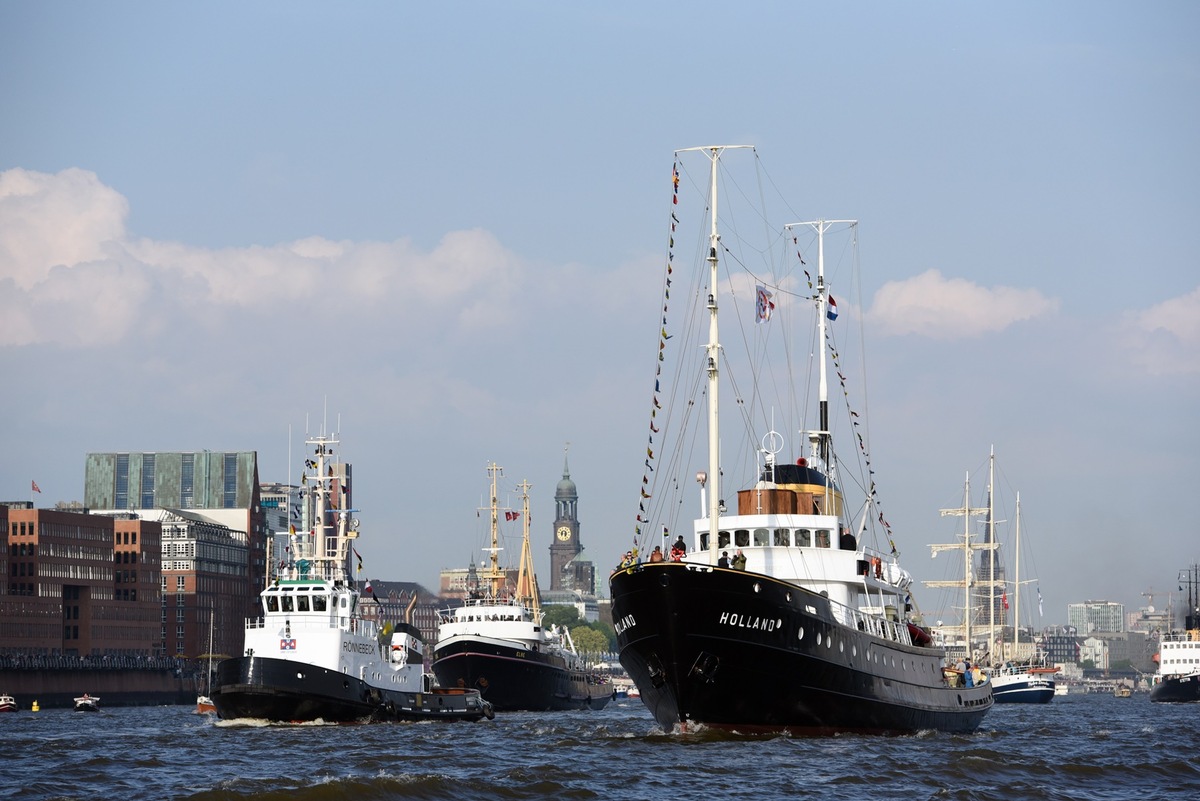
[815, 530, 831, 548]
[796, 529, 812, 547]
[734, 530, 750, 547]
[773, 529, 790, 546]
[753, 528, 770, 546]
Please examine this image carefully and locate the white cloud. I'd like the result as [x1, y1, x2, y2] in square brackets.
[1121, 286, 1200, 375]
[0, 168, 128, 290]
[0, 169, 525, 348]
[867, 269, 1059, 339]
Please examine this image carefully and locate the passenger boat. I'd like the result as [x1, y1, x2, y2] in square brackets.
[1150, 563, 1200, 703]
[211, 432, 494, 723]
[609, 146, 993, 734]
[432, 464, 613, 711]
[74, 694, 100, 712]
[0, 693, 16, 713]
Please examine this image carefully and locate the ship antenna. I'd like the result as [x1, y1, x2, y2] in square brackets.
[784, 220, 856, 509]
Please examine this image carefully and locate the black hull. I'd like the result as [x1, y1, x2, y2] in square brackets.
[1150, 673, 1200, 703]
[432, 638, 612, 711]
[992, 684, 1055, 704]
[610, 563, 992, 734]
[211, 656, 491, 723]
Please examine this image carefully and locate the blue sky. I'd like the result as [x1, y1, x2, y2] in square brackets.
[2, 2, 1197, 627]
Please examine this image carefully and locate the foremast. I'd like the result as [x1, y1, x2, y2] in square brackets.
[927, 467, 997, 656]
[679, 144, 753, 566]
[483, 461, 507, 599]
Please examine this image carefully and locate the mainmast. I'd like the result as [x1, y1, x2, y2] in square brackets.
[514, 478, 542, 619]
[295, 433, 357, 583]
[785, 219, 856, 506]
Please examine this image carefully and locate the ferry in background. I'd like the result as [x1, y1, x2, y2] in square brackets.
[1150, 564, 1200, 703]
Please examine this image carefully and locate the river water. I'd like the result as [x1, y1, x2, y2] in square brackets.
[1, 693, 1197, 800]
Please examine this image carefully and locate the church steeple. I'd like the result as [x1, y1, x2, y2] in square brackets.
[550, 443, 581, 591]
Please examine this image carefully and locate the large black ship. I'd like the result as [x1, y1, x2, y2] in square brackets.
[609, 147, 992, 734]
[431, 464, 612, 711]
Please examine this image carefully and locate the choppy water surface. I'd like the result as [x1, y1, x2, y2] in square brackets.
[2, 694, 1198, 801]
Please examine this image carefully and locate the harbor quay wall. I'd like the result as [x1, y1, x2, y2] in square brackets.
[0, 667, 194, 709]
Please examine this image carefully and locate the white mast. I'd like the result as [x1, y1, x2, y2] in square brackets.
[1013, 491, 1022, 658]
[678, 145, 752, 565]
[784, 220, 856, 502]
[989, 447, 996, 662]
[484, 462, 505, 598]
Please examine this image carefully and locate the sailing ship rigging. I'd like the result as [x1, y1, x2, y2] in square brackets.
[609, 145, 992, 734]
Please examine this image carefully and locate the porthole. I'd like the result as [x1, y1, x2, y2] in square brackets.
[785, 592, 792, 603]
[839, 641, 845, 653]
[852, 645, 857, 657]
[826, 636, 833, 649]
[797, 627, 805, 641]
[816, 632, 822, 646]
[753, 583, 761, 593]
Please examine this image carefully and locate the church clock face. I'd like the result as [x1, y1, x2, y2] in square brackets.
[556, 526, 572, 542]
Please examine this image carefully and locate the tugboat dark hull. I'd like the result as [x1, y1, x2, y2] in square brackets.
[610, 563, 992, 734]
[432, 639, 612, 711]
[211, 656, 492, 723]
[1150, 673, 1200, 703]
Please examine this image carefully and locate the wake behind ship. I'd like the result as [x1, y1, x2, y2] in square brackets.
[211, 432, 492, 724]
[610, 146, 992, 734]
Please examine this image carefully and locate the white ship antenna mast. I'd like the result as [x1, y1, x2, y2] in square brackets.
[784, 219, 856, 510]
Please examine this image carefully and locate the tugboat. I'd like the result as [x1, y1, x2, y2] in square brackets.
[211, 432, 493, 723]
[432, 464, 613, 711]
[609, 146, 993, 734]
[1150, 564, 1200, 703]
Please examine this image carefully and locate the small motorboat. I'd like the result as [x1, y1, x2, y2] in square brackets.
[0, 693, 16, 713]
[74, 694, 100, 712]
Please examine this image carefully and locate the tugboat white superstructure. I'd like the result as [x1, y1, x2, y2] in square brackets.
[211, 433, 493, 723]
[609, 146, 992, 734]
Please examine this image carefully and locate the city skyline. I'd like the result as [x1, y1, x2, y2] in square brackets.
[2, 3, 1197, 626]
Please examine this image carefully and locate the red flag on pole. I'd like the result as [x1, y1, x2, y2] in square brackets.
[32, 480, 41, 493]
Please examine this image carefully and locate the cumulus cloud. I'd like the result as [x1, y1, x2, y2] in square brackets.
[0, 168, 524, 347]
[1120, 286, 1200, 375]
[0, 168, 129, 291]
[867, 269, 1059, 339]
